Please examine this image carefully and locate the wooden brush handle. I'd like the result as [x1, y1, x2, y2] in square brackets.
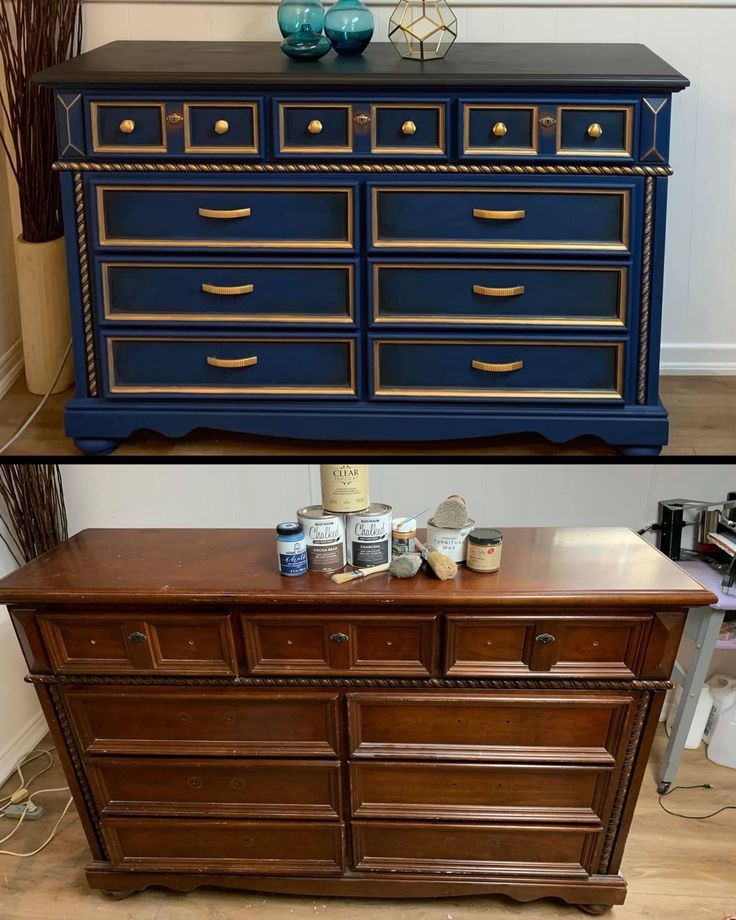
[331, 562, 391, 584]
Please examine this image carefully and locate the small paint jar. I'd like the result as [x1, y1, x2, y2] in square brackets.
[392, 517, 417, 556]
[276, 522, 308, 576]
[466, 528, 503, 574]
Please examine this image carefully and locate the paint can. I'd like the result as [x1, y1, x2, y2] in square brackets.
[296, 506, 346, 573]
[392, 517, 417, 556]
[275, 522, 308, 577]
[426, 518, 475, 563]
[320, 464, 369, 513]
[346, 503, 392, 566]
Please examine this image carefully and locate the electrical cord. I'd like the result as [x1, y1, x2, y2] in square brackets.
[0, 748, 55, 806]
[658, 783, 736, 820]
[0, 792, 74, 857]
[0, 338, 72, 455]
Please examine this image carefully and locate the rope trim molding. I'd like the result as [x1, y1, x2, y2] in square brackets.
[637, 175, 655, 404]
[73, 173, 98, 397]
[54, 161, 674, 177]
[27, 673, 674, 691]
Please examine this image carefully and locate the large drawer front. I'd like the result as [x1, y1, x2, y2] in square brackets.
[100, 260, 355, 325]
[347, 691, 635, 764]
[88, 757, 341, 820]
[445, 613, 652, 678]
[104, 335, 357, 397]
[370, 185, 630, 252]
[350, 761, 614, 824]
[37, 611, 237, 675]
[371, 262, 627, 328]
[372, 338, 624, 401]
[67, 688, 341, 757]
[103, 817, 345, 875]
[352, 821, 599, 877]
[242, 613, 437, 676]
[95, 185, 354, 249]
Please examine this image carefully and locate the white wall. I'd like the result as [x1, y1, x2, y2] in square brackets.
[79, 0, 736, 374]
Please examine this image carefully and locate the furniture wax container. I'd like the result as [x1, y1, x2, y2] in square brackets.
[466, 527, 503, 573]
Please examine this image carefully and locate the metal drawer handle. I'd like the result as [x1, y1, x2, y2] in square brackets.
[473, 284, 525, 298]
[473, 208, 525, 220]
[587, 122, 603, 138]
[329, 632, 349, 644]
[202, 283, 255, 296]
[206, 355, 258, 369]
[492, 121, 507, 137]
[472, 360, 523, 373]
[119, 119, 136, 135]
[401, 120, 417, 135]
[535, 633, 556, 644]
[307, 119, 323, 135]
[214, 119, 230, 135]
[128, 631, 147, 643]
[198, 207, 252, 220]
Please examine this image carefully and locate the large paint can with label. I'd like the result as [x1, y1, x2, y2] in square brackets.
[345, 503, 392, 566]
[296, 505, 346, 573]
[320, 464, 369, 513]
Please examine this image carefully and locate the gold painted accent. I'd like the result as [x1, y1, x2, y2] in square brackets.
[57, 94, 84, 157]
[166, 112, 184, 126]
[307, 120, 323, 135]
[97, 185, 354, 250]
[54, 161, 674, 177]
[402, 120, 417, 135]
[202, 282, 255, 296]
[214, 120, 230, 136]
[198, 206, 252, 219]
[183, 103, 260, 155]
[372, 262, 627, 328]
[473, 208, 525, 220]
[373, 339, 625, 401]
[492, 122, 507, 137]
[473, 284, 525, 297]
[642, 98, 668, 162]
[587, 123, 603, 139]
[472, 359, 523, 373]
[73, 173, 97, 396]
[119, 119, 136, 134]
[370, 103, 446, 155]
[637, 176, 654, 404]
[106, 336, 357, 396]
[101, 261, 355, 325]
[207, 354, 258, 369]
[278, 103, 354, 154]
[463, 105, 539, 157]
[90, 102, 167, 154]
[371, 186, 630, 252]
[354, 113, 371, 127]
[555, 105, 634, 158]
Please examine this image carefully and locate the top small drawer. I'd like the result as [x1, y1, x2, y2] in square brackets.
[91, 102, 168, 154]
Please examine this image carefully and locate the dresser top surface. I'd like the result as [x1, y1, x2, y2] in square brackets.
[0, 527, 714, 608]
[35, 41, 689, 91]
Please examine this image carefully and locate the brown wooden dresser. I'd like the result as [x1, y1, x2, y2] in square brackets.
[0, 528, 714, 914]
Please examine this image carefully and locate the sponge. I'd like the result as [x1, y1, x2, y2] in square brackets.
[432, 495, 470, 529]
[389, 553, 422, 579]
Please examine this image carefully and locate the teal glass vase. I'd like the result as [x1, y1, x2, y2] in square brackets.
[280, 24, 332, 61]
[324, 0, 374, 55]
[277, 0, 326, 38]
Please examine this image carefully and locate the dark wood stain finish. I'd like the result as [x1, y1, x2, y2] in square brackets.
[0, 527, 714, 913]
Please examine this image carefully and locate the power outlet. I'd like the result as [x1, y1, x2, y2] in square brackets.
[3, 803, 45, 820]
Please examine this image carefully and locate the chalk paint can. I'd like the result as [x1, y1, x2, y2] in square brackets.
[466, 528, 503, 573]
[392, 517, 417, 556]
[276, 522, 308, 577]
[296, 505, 346, 573]
[426, 518, 475, 563]
[346, 503, 392, 566]
[320, 464, 369, 513]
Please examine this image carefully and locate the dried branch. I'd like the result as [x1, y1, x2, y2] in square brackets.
[0, 464, 68, 563]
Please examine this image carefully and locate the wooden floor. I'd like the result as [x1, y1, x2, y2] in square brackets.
[0, 376, 733, 456]
[0, 727, 734, 920]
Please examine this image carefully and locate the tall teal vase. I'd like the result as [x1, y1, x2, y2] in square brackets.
[277, 0, 326, 38]
[324, 0, 374, 55]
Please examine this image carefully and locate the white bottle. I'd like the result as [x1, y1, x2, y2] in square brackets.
[703, 675, 736, 744]
[707, 699, 736, 768]
[665, 683, 714, 749]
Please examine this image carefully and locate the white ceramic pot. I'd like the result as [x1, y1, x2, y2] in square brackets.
[15, 236, 73, 395]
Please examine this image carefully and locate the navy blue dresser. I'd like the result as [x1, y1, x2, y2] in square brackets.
[36, 42, 688, 455]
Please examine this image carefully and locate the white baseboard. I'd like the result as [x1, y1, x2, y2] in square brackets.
[0, 710, 50, 788]
[660, 344, 736, 375]
[0, 338, 24, 398]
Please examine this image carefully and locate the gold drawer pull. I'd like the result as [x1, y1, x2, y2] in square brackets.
[473, 284, 525, 298]
[206, 355, 258, 369]
[214, 119, 230, 135]
[472, 208, 525, 220]
[587, 122, 603, 138]
[472, 359, 523, 373]
[402, 120, 417, 135]
[307, 119, 323, 135]
[202, 283, 255, 296]
[198, 207, 252, 220]
[492, 121, 507, 137]
[119, 119, 136, 134]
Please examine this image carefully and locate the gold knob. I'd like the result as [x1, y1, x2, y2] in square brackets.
[401, 120, 417, 136]
[214, 119, 230, 136]
[492, 121, 507, 137]
[119, 119, 135, 135]
[307, 119, 323, 135]
[587, 123, 603, 139]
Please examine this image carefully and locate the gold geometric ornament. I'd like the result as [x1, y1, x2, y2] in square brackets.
[389, 0, 457, 60]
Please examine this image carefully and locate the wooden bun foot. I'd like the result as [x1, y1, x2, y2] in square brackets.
[101, 889, 137, 900]
[578, 904, 612, 916]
